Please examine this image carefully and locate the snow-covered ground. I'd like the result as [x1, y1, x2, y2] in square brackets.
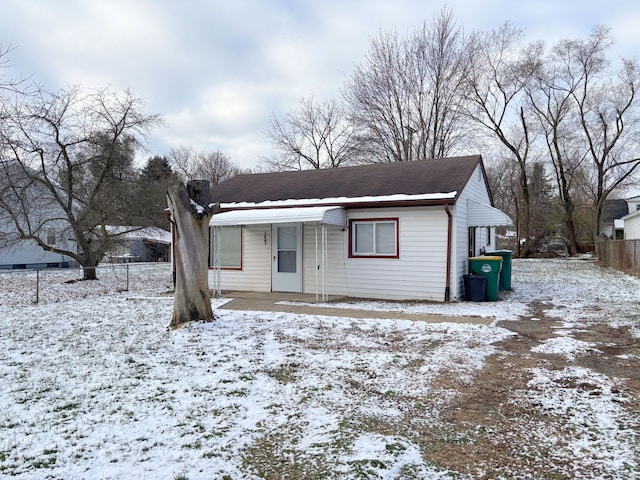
[0, 259, 638, 479]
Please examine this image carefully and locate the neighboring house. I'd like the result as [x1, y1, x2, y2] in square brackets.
[105, 226, 171, 263]
[0, 164, 76, 269]
[207, 155, 511, 302]
[601, 196, 640, 240]
[0, 223, 76, 269]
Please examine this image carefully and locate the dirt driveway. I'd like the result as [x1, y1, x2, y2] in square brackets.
[427, 301, 640, 478]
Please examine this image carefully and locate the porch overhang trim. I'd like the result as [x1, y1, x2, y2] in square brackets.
[467, 199, 512, 227]
[209, 206, 347, 227]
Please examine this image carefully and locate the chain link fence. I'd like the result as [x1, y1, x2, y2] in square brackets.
[596, 239, 640, 277]
[0, 262, 174, 306]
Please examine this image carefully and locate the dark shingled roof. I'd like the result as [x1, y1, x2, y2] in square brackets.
[211, 155, 484, 204]
[601, 199, 629, 222]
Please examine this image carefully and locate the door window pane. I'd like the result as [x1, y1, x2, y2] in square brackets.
[278, 251, 297, 272]
[278, 226, 296, 250]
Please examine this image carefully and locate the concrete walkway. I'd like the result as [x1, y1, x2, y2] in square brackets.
[217, 291, 493, 325]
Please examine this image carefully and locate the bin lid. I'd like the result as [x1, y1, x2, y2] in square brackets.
[490, 250, 513, 255]
[468, 256, 503, 261]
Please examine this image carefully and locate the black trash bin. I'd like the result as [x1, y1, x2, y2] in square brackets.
[463, 274, 487, 302]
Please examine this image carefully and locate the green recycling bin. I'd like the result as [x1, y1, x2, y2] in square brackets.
[491, 250, 513, 291]
[468, 256, 503, 301]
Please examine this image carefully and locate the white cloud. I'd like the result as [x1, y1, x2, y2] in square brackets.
[1, 0, 639, 169]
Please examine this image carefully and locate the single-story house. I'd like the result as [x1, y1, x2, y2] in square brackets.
[207, 155, 512, 302]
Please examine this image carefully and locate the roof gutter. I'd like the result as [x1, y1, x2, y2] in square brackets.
[444, 203, 453, 302]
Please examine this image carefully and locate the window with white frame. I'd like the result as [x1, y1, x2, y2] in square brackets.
[350, 218, 398, 258]
[209, 226, 242, 269]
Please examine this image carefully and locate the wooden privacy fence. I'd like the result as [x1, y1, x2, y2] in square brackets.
[597, 239, 640, 277]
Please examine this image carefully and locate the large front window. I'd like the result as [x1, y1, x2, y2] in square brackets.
[210, 227, 242, 269]
[350, 218, 398, 258]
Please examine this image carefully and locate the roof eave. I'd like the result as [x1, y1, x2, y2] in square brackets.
[216, 198, 459, 213]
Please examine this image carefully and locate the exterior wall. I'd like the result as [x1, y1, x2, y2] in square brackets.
[301, 206, 449, 301]
[209, 224, 271, 292]
[452, 164, 494, 300]
[302, 223, 348, 296]
[344, 207, 448, 300]
[624, 214, 640, 240]
[209, 206, 451, 301]
[0, 218, 75, 269]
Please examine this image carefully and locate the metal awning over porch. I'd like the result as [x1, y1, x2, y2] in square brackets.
[467, 199, 512, 227]
[210, 206, 345, 302]
[209, 206, 346, 227]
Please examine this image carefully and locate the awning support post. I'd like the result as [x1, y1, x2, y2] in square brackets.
[322, 223, 328, 301]
[213, 226, 222, 297]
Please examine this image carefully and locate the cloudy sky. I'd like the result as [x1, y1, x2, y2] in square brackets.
[1, 0, 639, 169]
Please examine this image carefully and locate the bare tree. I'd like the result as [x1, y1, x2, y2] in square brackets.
[168, 146, 244, 184]
[527, 26, 640, 253]
[463, 23, 543, 256]
[0, 44, 31, 95]
[569, 27, 640, 242]
[265, 97, 359, 170]
[0, 86, 161, 279]
[408, 8, 471, 159]
[344, 8, 470, 163]
[526, 61, 587, 256]
[167, 180, 216, 328]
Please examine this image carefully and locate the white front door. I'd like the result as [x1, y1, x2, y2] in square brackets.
[272, 223, 302, 292]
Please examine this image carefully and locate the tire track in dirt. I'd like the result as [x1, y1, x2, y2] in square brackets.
[422, 300, 640, 479]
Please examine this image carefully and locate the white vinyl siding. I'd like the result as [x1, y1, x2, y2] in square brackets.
[302, 206, 448, 301]
[0, 220, 74, 268]
[624, 214, 640, 239]
[452, 164, 494, 300]
[208, 225, 271, 292]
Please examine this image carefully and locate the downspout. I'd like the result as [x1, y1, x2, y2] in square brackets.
[444, 203, 453, 302]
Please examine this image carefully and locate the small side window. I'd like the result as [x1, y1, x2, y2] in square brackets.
[46, 227, 56, 245]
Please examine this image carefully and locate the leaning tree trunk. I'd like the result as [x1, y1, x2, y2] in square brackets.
[167, 180, 217, 328]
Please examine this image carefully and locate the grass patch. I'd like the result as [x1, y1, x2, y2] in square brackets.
[54, 402, 79, 412]
[242, 432, 334, 479]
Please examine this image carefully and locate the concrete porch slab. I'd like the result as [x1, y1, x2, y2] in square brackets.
[216, 291, 494, 325]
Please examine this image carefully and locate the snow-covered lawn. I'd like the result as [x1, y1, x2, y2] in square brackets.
[0, 259, 638, 479]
